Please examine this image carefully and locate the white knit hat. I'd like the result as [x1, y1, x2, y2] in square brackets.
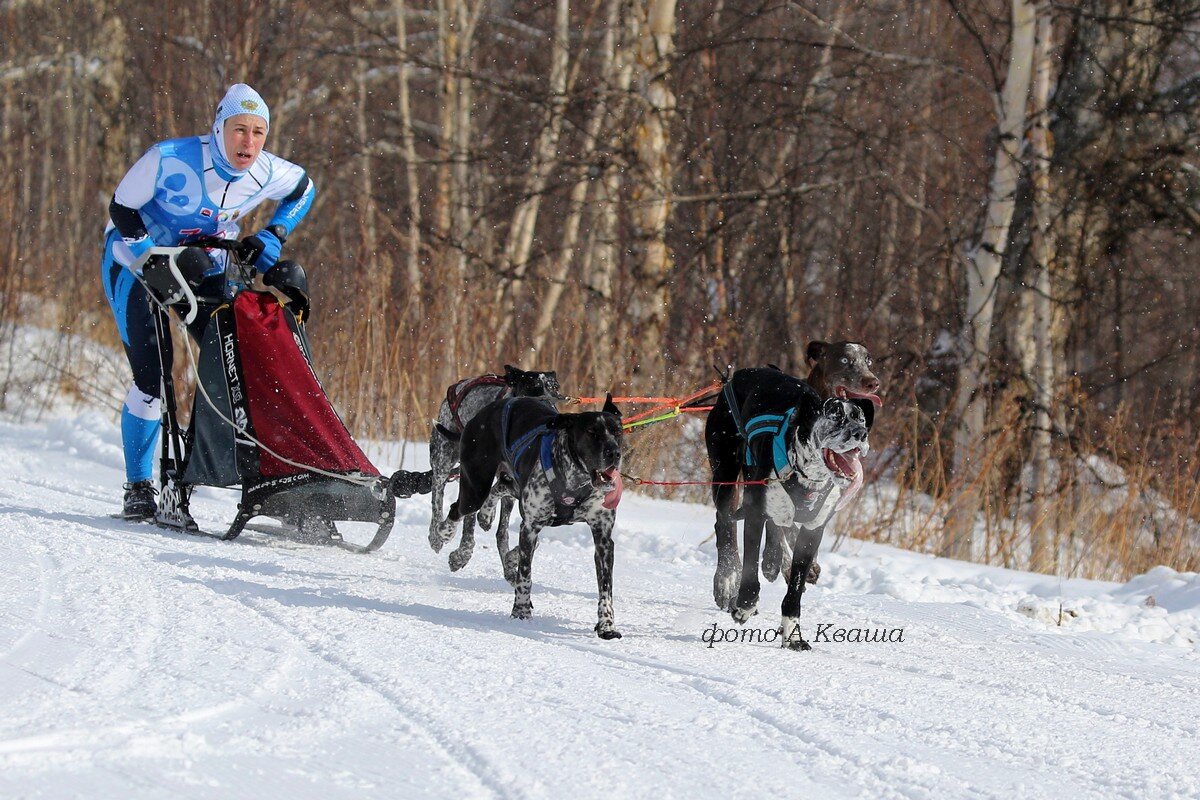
[210, 84, 270, 177]
[214, 83, 270, 130]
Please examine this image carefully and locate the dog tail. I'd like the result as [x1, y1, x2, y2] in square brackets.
[434, 422, 462, 442]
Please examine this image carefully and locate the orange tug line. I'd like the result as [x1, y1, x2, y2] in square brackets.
[572, 382, 723, 427]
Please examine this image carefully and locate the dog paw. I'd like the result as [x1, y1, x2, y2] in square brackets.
[428, 526, 452, 553]
[731, 604, 758, 625]
[713, 570, 737, 611]
[806, 561, 821, 584]
[511, 601, 533, 620]
[761, 552, 782, 583]
[595, 626, 623, 640]
[477, 505, 495, 531]
[448, 546, 472, 572]
[501, 549, 521, 586]
[780, 616, 810, 650]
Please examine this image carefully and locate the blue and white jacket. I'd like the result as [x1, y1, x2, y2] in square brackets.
[105, 135, 315, 276]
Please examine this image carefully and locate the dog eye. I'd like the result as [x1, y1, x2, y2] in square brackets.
[841, 357, 849, 364]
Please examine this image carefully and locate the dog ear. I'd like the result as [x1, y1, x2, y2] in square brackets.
[602, 392, 621, 419]
[806, 341, 828, 366]
[791, 387, 823, 444]
[821, 396, 847, 422]
[849, 397, 875, 429]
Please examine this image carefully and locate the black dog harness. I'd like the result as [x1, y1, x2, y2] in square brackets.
[722, 381, 795, 475]
[446, 374, 509, 432]
[500, 399, 595, 526]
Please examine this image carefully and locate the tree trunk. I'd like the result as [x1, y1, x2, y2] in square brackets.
[629, 0, 676, 382]
[1026, 6, 1055, 573]
[434, 0, 462, 372]
[395, 0, 424, 320]
[943, 0, 1036, 561]
[94, 11, 129, 195]
[493, 0, 572, 347]
[356, 28, 384, 367]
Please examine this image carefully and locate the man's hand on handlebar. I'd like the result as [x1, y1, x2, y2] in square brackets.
[236, 225, 286, 272]
[141, 247, 210, 306]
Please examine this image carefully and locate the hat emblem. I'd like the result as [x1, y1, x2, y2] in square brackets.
[241, 99, 259, 111]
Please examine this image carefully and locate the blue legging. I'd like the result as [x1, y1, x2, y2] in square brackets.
[100, 232, 221, 482]
[102, 232, 166, 483]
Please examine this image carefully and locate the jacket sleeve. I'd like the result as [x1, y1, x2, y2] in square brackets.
[109, 148, 161, 243]
[268, 171, 316, 238]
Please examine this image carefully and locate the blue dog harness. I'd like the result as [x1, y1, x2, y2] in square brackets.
[722, 381, 795, 475]
[500, 399, 595, 524]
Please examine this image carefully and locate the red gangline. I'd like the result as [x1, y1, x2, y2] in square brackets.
[622, 474, 767, 487]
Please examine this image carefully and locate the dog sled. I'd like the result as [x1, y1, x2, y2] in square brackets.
[135, 239, 418, 552]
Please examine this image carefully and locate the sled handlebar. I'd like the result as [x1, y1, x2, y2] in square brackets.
[181, 236, 257, 292]
[183, 235, 241, 252]
[131, 246, 201, 325]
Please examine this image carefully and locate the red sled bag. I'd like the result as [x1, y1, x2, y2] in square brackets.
[183, 291, 395, 551]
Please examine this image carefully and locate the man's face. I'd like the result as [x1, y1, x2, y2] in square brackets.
[222, 113, 267, 170]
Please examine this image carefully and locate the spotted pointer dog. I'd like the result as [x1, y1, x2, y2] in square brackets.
[706, 367, 870, 650]
[761, 341, 883, 584]
[428, 365, 564, 574]
[435, 395, 625, 639]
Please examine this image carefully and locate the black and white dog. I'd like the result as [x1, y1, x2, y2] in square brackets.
[761, 342, 883, 583]
[428, 365, 564, 572]
[436, 396, 625, 639]
[706, 367, 870, 650]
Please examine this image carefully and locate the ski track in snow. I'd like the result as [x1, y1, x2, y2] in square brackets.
[1, 414, 1199, 800]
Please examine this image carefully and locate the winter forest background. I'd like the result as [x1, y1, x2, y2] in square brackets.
[0, 0, 1197, 581]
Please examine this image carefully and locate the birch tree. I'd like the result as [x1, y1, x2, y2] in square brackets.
[943, 0, 1037, 561]
[493, 0, 572, 347]
[629, 0, 677, 381]
[395, 0, 423, 320]
[1025, 5, 1055, 572]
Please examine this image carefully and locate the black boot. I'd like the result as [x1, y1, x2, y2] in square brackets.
[122, 480, 158, 520]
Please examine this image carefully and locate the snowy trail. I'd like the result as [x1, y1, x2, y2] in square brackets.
[1, 414, 1198, 799]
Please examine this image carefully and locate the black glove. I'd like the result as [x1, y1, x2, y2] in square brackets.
[237, 225, 286, 271]
[263, 261, 311, 321]
[141, 247, 210, 306]
[141, 255, 185, 305]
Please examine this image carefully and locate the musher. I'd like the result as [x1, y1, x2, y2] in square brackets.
[101, 83, 316, 520]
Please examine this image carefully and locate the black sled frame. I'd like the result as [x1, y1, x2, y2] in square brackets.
[137, 243, 397, 552]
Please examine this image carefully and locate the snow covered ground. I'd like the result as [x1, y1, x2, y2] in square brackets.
[1, 410, 1199, 799]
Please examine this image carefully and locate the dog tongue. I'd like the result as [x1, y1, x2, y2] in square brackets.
[602, 467, 623, 509]
[847, 389, 884, 409]
[834, 453, 864, 512]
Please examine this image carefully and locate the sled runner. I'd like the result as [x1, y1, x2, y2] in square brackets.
[134, 240, 411, 552]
